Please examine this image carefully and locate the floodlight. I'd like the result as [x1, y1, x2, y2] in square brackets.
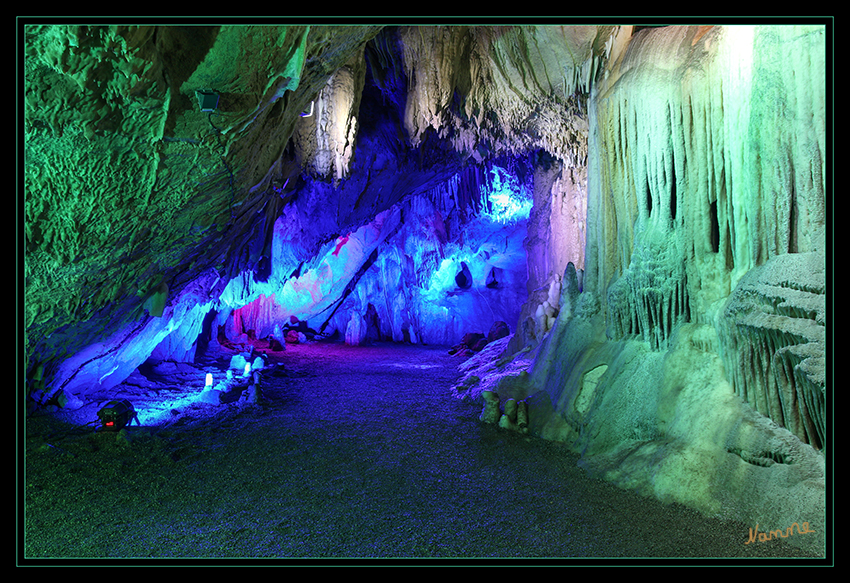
[97, 399, 139, 431]
[196, 89, 220, 113]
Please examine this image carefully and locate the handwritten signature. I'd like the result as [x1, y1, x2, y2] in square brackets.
[745, 522, 816, 544]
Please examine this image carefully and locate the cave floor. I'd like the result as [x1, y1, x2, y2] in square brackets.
[22, 342, 819, 562]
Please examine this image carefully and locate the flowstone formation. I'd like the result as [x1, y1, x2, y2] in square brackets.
[718, 252, 826, 450]
[475, 24, 828, 555]
[606, 227, 691, 350]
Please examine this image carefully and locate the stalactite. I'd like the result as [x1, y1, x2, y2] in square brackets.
[589, 25, 826, 414]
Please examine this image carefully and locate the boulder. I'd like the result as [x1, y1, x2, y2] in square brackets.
[55, 389, 85, 410]
[251, 355, 267, 371]
[228, 353, 251, 372]
[471, 337, 489, 352]
[487, 320, 510, 343]
[498, 413, 517, 431]
[461, 332, 485, 347]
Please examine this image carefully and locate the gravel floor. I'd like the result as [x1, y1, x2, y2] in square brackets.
[22, 342, 823, 564]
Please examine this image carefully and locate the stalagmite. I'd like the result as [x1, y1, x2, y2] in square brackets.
[479, 390, 501, 424]
[516, 399, 528, 433]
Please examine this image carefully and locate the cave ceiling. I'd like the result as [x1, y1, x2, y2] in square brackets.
[23, 23, 620, 376]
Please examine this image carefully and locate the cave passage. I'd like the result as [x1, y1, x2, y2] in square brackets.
[22, 22, 829, 563]
[24, 342, 814, 560]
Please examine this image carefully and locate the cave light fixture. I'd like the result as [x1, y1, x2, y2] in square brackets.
[196, 89, 220, 113]
[96, 399, 140, 432]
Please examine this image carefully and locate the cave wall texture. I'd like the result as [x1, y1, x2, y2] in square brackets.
[23, 22, 829, 553]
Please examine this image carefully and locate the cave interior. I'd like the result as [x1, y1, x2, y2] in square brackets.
[22, 21, 830, 556]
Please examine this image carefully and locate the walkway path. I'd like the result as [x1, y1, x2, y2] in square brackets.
[23, 343, 819, 561]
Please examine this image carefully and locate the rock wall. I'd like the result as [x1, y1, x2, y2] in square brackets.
[227, 161, 533, 348]
[23, 24, 383, 391]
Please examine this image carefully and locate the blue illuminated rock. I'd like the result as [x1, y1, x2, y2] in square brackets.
[198, 380, 244, 405]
